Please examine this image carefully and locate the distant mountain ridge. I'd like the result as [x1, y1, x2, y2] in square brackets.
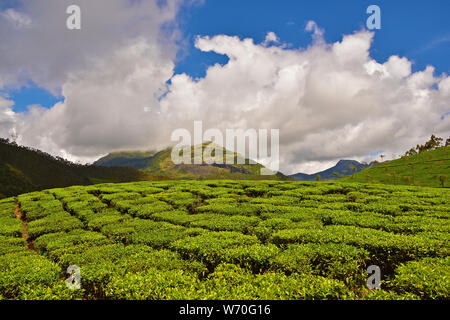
[289, 159, 374, 181]
[93, 150, 156, 169]
[94, 143, 289, 180]
[0, 139, 164, 198]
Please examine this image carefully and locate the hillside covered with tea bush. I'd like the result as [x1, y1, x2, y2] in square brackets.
[0, 180, 448, 300]
[345, 146, 450, 187]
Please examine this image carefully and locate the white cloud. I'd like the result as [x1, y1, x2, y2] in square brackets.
[263, 32, 279, 46]
[1, 8, 32, 28]
[0, 0, 179, 93]
[305, 20, 324, 44]
[161, 26, 450, 174]
[1, 14, 449, 174]
[0, 95, 16, 138]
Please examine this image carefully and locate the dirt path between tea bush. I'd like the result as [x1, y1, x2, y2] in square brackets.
[14, 203, 36, 252]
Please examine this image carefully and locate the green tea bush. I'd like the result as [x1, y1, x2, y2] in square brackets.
[171, 231, 259, 266]
[34, 229, 111, 253]
[100, 218, 192, 248]
[196, 264, 354, 300]
[253, 218, 322, 242]
[128, 202, 173, 218]
[0, 252, 60, 299]
[197, 203, 259, 216]
[87, 212, 133, 230]
[104, 268, 200, 300]
[0, 216, 22, 237]
[27, 212, 83, 239]
[271, 225, 446, 270]
[270, 243, 369, 285]
[151, 211, 211, 226]
[66, 200, 107, 215]
[221, 244, 280, 273]
[0, 236, 27, 255]
[1, 180, 448, 300]
[391, 257, 449, 299]
[190, 214, 260, 232]
[363, 290, 419, 300]
[0, 198, 16, 218]
[17, 281, 85, 300]
[19, 199, 65, 221]
[101, 192, 142, 203]
[59, 244, 205, 298]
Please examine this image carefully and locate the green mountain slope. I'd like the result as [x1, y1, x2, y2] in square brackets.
[344, 146, 450, 187]
[0, 139, 164, 198]
[93, 150, 156, 169]
[95, 143, 289, 180]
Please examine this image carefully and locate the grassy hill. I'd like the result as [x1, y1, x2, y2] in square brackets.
[95, 143, 289, 181]
[0, 139, 165, 198]
[0, 180, 448, 300]
[344, 147, 450, 187]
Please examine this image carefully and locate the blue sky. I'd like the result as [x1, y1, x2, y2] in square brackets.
[3, 0, 449, 113]
[174, 0, 450, 76]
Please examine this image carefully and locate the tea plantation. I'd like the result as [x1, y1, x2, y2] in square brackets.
[0, 180, 448, 300]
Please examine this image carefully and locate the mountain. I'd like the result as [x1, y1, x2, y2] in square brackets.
[94, 143, 290, 181]
[289, 159, 373, 181]
[343, 146, 450, 187]
[93, 150, 156, 169]
[0, 139, 165, 199]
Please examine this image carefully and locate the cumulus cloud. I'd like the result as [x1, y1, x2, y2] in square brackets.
[16, 38, 175, 161]
[161, 28, 450, 174]
[0, 0, 179, 93]
[1, 11, 449, 174]
[1, 0, 181, 161]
